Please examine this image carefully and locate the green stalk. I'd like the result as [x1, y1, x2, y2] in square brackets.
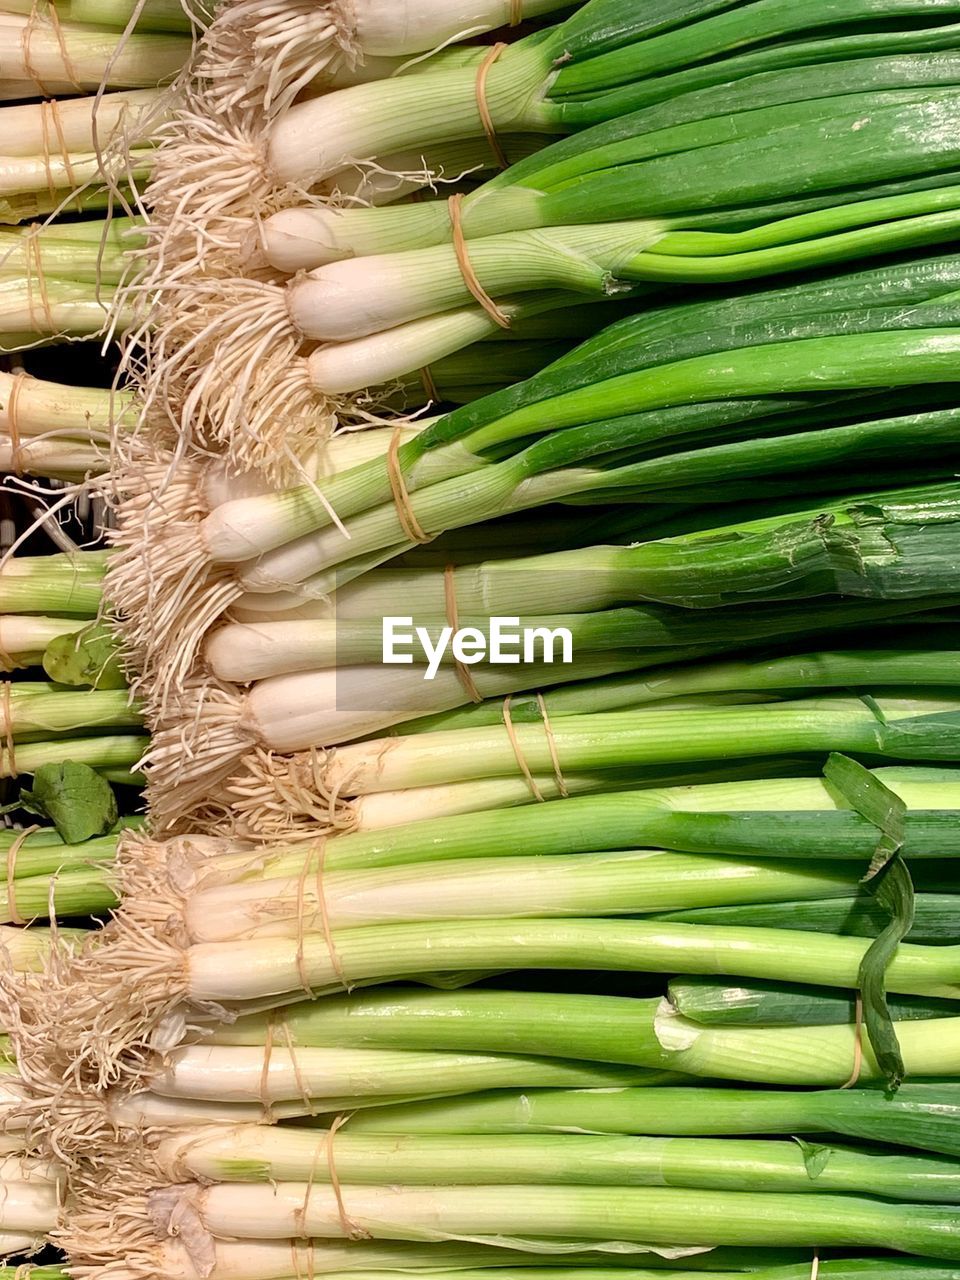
[175, 848, 873, 943]
[0, 0, 202, 30]
[387, 608, 958, 735]
[242, 392, 960, 582]
[337, 1079, 960, 1159]
[1, 684, 140, 738]
[317, 694, 960, 796]
[156, 1124, 960, 1203]
[667, 978, 960, 1026]
[0, 735, 148, 780]
[183, 916, 960, 1006]
[206, 256, 960, 559]
[238, 771, 960, 876]
[213, 987, 960, 1082]
[0, 552, 106, 616]
[150, 1179, 960, 1257]
[655, 894, 960, 943]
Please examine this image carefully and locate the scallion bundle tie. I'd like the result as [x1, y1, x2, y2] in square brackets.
[5, 374, 27, 477]
[443, 564, 483, 703]
[501, 692, 569, 803]
[39, 97, 76, 196]
[1, 684, 16, 779]
[536, 691, 569, 800]
[448, 193, 511, 327]
[508, 0, 522, 25]
[811, 1254, 821, 1280]
[23, 230, 55, 334]
[387, 426, 434, 545]
[419, 364, 440, 404]
[24, 0, 81, 95]
[323, 1114, 371, 1242]
[4, 825, 38, 928]
[475, 43, 510, 171]
[294, 838, 351, 997]
[842, 993, 866, 1090]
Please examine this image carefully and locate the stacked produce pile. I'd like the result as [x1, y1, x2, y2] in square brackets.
[7, 4, 960, 1280]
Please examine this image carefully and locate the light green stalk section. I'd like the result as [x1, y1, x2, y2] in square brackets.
[157, 1124, 960, 1203]
[155, 1179, 960, 1257]
[0, 552, 106, 615]
[0, 734, 147, 780]
[322, 695, 960, 795]
[180, 849, 867, 942]
[184, 918, 960, 1006]
[2, 684, 140, 737]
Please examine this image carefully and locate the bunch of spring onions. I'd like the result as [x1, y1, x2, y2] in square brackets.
[127, 10, 960, 461]
[135, 482, 960, 826]
[174, 248, 960, 579]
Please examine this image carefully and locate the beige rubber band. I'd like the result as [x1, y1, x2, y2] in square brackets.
[5, 824, 39, 927]
[39, 100, 56, 200]
[21, 3, 47, 96]
[502, 695, 544, 802]
[536, 692, 568, 797]
[258, 1011, 276, 1123]
[1, 683, 16, 780]
[811, 1254, 820, 1280]
[509, 0, 523, 24]
[278, 1016, 317, 1117]
[475, 43, 510, 170]
[448, 193, 512, 328]
[6, 372, 29, 477]
[314, 837, 352, 992]
[24, 229, 55, 336]
[387, 425, 433, 545]
[294, 853, 316, 999]
[44, 2, 83, 92]
[326, 1113, 371, 1240]
[294, 1136, 324, 1240]
[841, 994, 865, 1089]
[444, 564, 483, 704]
[419, 364, 440, 404]
[42, 98, 78, 192]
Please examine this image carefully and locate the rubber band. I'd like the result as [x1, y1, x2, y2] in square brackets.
[448, 194, 512, 328]
[502, 695, 544, 803]
[43, 3, 83, 92]
[536, 693, 568, 798]
[24, 229, 55, 336]
[41, 99, 78, 193]
[387, 425, 433, 545]
[5, 825, 39, 927]
[21, 3, 48, 96]
[258, 1011, 276, 1123]
[419, 365, 440, 405]
[39, 100, 56, 200]
[294, 1137, 324, 1239]
[278, 1016, 317, 1117]
[841, 994, 864, 1089]
[509, 0, 523, 24]
[294, 853, 316, 999]
[444, 564, 483, 704]
[1, 683, 15, 780]
[475, 43, 509, 170]
[5, 372, 29, 478]
[314, 837, 352, 992]
[811, 1254, 820, 1280]
[326, 1113, 371, 1240]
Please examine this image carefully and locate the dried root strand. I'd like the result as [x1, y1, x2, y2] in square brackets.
[217, 746, 359, 841]
[141, 679, 257, 833]
[198, 0, 359, 117]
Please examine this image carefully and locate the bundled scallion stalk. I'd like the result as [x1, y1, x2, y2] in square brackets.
[0, 9, 190, 98]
